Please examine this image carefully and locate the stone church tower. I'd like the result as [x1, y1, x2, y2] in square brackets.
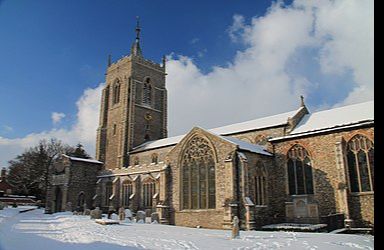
[96, 20, 167, 169]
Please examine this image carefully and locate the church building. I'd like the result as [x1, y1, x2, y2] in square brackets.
[45, 22, 374, 231]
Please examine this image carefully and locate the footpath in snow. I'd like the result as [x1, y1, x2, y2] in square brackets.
[0, 207, 374, 250]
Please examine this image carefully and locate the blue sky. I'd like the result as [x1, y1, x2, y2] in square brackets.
[0, 0, 285, 137]
[0, 0, 373, 165]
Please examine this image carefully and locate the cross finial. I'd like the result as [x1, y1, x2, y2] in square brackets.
[135, 16, 141, 41]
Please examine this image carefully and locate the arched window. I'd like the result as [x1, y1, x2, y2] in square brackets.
[287, 145, 314, 195]
[181, 136, 216, 210]
[104, 182, 112, 206]
[122, 180, 133, 207]
[143, 78, 152, 106]
[254, 162, 267, 205]
[142, 179, 156, 208]
[113, 80, 120, 104]
[346, 135, 374, 192]
[151, 153, 158, 164]
[77, 192, 85, 208]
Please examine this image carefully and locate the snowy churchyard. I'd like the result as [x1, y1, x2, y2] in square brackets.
[0, 206, 374, 250]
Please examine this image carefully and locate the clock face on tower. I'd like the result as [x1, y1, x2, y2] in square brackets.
[145, 112, 153, 121]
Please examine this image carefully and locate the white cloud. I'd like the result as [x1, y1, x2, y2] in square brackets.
[0, 0, 373, 165]
[166, 0, 373, 135]
[51, 112, 66, 124]
[0, 84, 104, 165]
[2, 125, 13, 133]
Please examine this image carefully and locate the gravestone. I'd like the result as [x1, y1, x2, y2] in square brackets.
[90, 207, 102, 219]
[83, 209, 91, 216]
[151, 212, 159, 223]
[118, 207, 125, 221]
[110, 213, 119, 220]
[232, 216, 240, 239]
[136, 210, 146, 223]
[65, 202, 72, 212]
[125, 209, 133, 219]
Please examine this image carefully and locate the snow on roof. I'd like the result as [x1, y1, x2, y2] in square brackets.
[289, 101, 374, 136]
[131, 134, 185, 152]
[132, 108, 302, 152]
[210, 108, 301, 135]
[63, 155, 103, 164]
[223, 136, 273, 156]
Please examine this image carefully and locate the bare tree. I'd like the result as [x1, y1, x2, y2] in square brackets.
[7, 139, 90, 201]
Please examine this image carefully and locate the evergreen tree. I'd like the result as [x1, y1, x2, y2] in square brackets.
[67, 143, 91, 159]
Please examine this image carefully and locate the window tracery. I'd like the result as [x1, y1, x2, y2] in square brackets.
[181, 136, 216, 209]
[346, 135, 374, 192]
[287, 144, 314, 195]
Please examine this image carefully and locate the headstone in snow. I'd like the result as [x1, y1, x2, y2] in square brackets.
[110, 213, 119, 220]
[125, 209, 133, 219]
[118, 207, 125, 221]
[90, 207, 102, 219]
[65, 202, 72, 211]
[136, 210, 146, 223]
[151, 212, 159, 223]
[107, 205, 115, 219]
[83, 209, 91, 216]
[232, 216, 240, 239]
[0, 201, 5, 210]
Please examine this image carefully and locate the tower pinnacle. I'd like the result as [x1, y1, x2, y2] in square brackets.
[131, 16, 143, 56]
[300, 95, 305, 107]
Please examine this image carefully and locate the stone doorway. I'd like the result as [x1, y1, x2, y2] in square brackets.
[55, 187, 62, 212]
[77, 192, 85, 211]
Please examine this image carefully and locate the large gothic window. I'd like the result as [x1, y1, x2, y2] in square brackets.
[113, 80, 120, 104]
[346, 135, 374, 193]
[254, 162, 267, 205]
[142, 180, 156, 208]
[142, 78, 152, 106]
[287, 145, 314, 195]
[122, 180, 133, 207]
[182, 136, 216, 210]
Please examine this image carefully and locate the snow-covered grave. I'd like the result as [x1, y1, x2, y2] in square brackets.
[0, 207, 374, 250]
[262, 223, 328, 232]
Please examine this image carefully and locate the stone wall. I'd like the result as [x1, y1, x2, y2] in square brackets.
[129, 146, 174, 166]
[272, 126, 374, 227]
[166, 128, 241, 228]
[67, 160, 102, 211]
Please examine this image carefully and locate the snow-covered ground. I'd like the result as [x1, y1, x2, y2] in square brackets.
[0, 207, 374, 250]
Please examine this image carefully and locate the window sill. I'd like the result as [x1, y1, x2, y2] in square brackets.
[179, 209, 217, 212]
[350, 191, 374, 196]
[255, 205, 268, 208]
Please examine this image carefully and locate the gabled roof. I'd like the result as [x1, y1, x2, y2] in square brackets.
[62, 154, 103, 164]
[271, 100, 374, 140]
[132, 107, 303, 153]
[210, 108, 303, 135]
